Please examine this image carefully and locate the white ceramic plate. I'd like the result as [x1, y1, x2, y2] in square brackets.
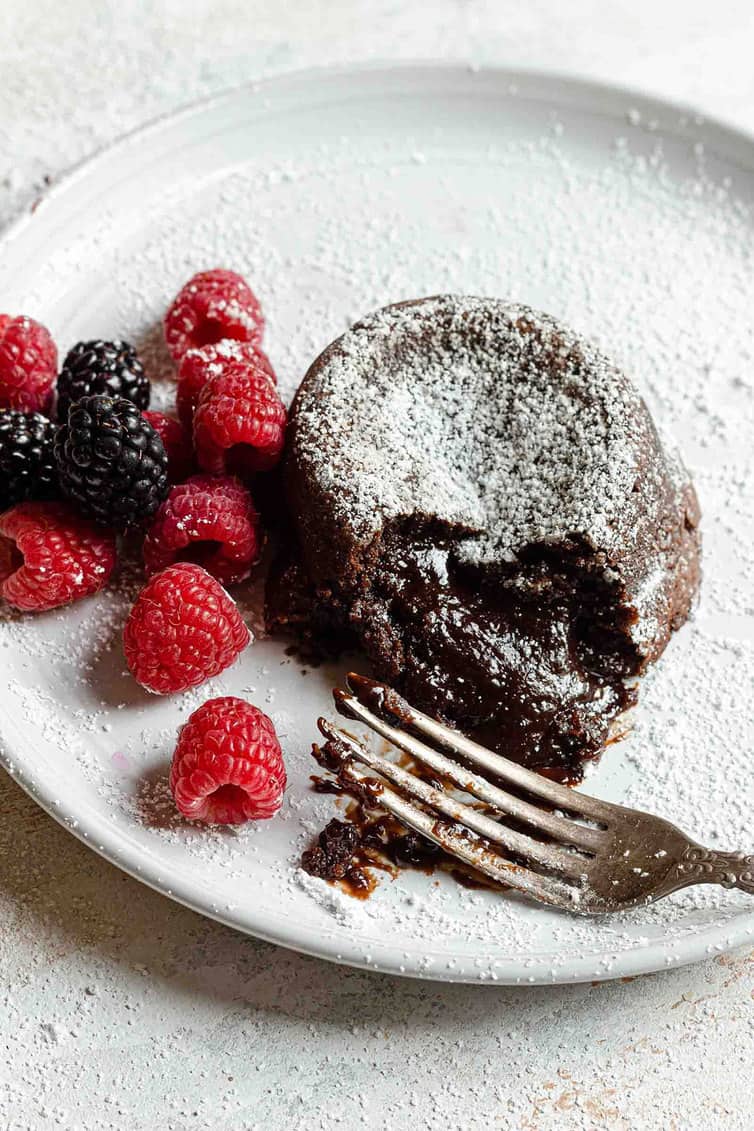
[1, 65, 753, 984]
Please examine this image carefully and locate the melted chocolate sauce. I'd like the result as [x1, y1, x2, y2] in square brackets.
[309, 775, 346, 796]
[301, 756, 505, 899]
[358, 532, 638, 780]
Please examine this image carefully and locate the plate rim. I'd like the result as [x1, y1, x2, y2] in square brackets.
[3, 58, 754, 255]
[1, 60, 753, 984]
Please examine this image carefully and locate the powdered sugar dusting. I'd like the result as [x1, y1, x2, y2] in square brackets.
[295, 298, 644, 552]
[0, 73, 752, 983]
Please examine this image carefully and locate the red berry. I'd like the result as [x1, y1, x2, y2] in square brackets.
[164, 269, 264, 362]
[193, 363, 286, 477]
[0, 315, 57, 413]
[142, 410, 195, 483]
[123, 562, 250, 694]
[177, 341, 276, 429]
[143, 474, 262, 585]
[170, 696, 286, 824]
[0, 500, 116, 611]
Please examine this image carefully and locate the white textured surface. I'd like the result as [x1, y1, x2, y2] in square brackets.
[1, 2, 754, 1128]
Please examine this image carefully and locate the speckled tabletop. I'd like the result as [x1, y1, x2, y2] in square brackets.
[1, 2, 753, 1128]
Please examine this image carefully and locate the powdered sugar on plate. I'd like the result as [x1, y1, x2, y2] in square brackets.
[0, 70, 752, 982]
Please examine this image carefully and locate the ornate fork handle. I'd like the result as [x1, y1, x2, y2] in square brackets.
[676, 846, 754, 894]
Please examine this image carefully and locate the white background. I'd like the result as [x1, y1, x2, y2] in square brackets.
[1, 2, 753, 1128]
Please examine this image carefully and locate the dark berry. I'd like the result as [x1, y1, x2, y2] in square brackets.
[57, 339, 150, 420]
[0, 410, 58, 510]
[55, 394, 168, 528]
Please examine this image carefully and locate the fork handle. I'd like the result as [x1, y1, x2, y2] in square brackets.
[676, 846, 754, 894]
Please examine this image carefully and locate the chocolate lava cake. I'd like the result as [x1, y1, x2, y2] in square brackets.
[269, 296, 701, 778]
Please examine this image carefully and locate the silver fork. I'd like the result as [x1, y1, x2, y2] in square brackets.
[316, 673, 754, 914]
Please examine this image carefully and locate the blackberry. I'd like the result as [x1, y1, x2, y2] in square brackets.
[57, 339, 150, 420]
[0, 410, 58, 510]
[55, 395, 168, 528]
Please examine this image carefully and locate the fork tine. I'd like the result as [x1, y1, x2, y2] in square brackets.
[344, 673, 612, 823]
[318, 725, 580, 908]
[334, 688, 605, 852]
[319, 720, 589, 880]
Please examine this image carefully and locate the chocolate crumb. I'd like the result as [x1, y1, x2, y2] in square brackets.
[301, 818, 360, 880]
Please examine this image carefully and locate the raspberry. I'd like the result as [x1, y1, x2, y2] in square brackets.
[123, 562, 250, 694]
[164, 269, 264, 362]
[55, 395, 169, 528]
[176, 341, 276, 429]
[0, 501, 116, 611]
[0, 315, 57, 413]
[142, 411, 195, 483]
[143, 474, 262, 585]
[57, 339, 150, 420]
[0, 410, 58, 509]
[170, 696, 286, 824]
[193, 364, 286, 476]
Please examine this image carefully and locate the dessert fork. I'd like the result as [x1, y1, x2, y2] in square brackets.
[317, 673, 754, 914]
